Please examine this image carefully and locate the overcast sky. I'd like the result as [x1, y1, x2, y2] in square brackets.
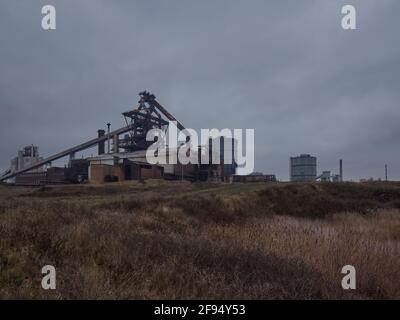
[0, 0, 399, 181]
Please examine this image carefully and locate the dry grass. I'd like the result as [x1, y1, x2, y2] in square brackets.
[0, 181, 399, 299]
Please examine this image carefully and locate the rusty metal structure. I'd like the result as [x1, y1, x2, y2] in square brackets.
[120, 91, 172, 152]
[119, 91, 188, 152]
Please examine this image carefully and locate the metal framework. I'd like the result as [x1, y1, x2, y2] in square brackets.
[120, 92, 169, 151]
[119, 91, 185, 152]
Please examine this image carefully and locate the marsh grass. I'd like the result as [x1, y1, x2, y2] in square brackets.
[0, 181, 399, 299]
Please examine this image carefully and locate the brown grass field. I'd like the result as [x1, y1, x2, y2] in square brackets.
[0, 180, 399, 299]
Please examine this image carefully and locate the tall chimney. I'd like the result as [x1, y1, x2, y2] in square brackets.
[98, 129, 105, 155]
[107, 123, 111, 154]
[385, 164, 388, 181]
[340, 159, 343, 182]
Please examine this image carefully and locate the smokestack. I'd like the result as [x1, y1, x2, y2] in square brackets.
[340, 159, 343, 182]
[385, 164, 388, 181]
[98, 129, 105, 155]
[107, 123, 111, 154]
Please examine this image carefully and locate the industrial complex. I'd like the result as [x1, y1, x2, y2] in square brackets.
[0, 91, 258, 186]
[0, 92, 351, 186]
[290, 154, 344, 182]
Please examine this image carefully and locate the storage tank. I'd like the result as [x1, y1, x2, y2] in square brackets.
[290, 154, 317, 182]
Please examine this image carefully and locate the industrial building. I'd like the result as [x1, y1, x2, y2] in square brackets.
[11, 159, 89, 186]
[316, 171, 339, 182]
[10, 145, 43, 173]
[233, 173, 276, 183]
[290, 154, 317, 182]
[87, 149, 195, 183]
[316, 159, 343, 182]
[87, 136, 236, 184]
[2, 145, 45, 184]
[290, 155, 344, 183]
[0, 92, 241, 185]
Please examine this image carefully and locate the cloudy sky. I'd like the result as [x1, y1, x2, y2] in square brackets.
[0, 0, 399, 181]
